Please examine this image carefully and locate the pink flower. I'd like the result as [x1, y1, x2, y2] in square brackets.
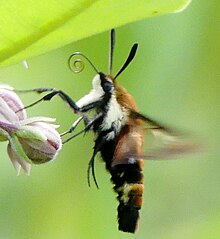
[0, 84, 62, 175]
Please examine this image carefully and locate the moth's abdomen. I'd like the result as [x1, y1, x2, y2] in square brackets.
[98, 120, 144, 233]
[99, 137, 144, 233]
[112, 161, 144, 233]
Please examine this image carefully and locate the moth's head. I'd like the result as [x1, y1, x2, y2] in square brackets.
[68, 29, 138, 95]
[92, 72, 114, 94]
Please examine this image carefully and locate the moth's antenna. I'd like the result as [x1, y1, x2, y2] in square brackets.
[68, 52, 99, 74]
[114, 43, 138, 79]
[109, 29, 115, 75]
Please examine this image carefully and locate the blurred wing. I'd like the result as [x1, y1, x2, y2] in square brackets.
[112, 111, 199, 166]
[112, 124, 144, 167]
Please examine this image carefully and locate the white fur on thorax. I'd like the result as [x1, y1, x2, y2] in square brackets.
[76, 74, 104, 108]
[101, 95, 127, 140]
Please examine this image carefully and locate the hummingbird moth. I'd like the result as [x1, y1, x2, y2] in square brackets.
[17, 29, 197, 233]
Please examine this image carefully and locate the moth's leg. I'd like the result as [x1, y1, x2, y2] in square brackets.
[60, 112, 103, 188]
[17, 88, 104, 115]
[87, 128, 109, 189]
[16, 89, 80, 113]
[61, 113, 94, 137]
[63, 112, 103, 143]
[79, 101, 101, 112]
[82, 114, 93, 128]
[87, 147, 100, 189]
[61, 116, 84, 136]
[15, 87, 104, 138]
[14, 87, 55, 94]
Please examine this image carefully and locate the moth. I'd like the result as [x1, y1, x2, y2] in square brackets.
[18, 29, 197, 233]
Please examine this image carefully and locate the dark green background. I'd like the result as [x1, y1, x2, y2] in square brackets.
[0, 1, 219, 238]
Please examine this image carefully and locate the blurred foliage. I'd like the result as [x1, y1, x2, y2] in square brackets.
[0, 1, 219, 239]
[0, 0, 191, 67]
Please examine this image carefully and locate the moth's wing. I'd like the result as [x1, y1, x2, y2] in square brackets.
[112, 122, 144, 167]
[112, 111, 199, 166]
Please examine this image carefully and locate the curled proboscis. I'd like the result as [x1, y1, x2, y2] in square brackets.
[68, 52, 99, 74]
[68, 56, 85, 73]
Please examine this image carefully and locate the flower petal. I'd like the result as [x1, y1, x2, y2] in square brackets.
[0, 125, 11, 141]
[0, 97, 19, 123]
[18, 138, 57, 164]
[9, 135, 32, 164]
[15, 125, 48, 141]
[0, 88, 27, 120]
[7, 143, 31, 175]
[7, 144, 22, 175]
[0, 121, 18, 141]
[29, 122, 62, 149]
[20, 117, 56, 125]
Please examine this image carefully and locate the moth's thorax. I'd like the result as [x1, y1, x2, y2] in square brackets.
[100, 94, 128, 140]
[100, 81, 139, 140]
[75, 73, 138, 140]
[114, 84, 139, 112]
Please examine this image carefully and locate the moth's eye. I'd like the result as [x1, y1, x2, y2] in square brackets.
[102, 81, 114, 93]
[99, 72, 114, 93]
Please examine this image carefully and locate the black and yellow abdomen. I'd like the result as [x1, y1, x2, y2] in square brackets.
[98, 123, 144, 233]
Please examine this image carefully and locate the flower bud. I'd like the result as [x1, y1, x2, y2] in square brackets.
[17, 118, 62, 164]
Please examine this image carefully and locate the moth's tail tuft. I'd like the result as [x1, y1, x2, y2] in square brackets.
[108, 158, 144, 233]
[118, 202, 139, 233]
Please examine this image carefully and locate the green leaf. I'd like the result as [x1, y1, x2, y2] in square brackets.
[0, 0, 191, 68]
